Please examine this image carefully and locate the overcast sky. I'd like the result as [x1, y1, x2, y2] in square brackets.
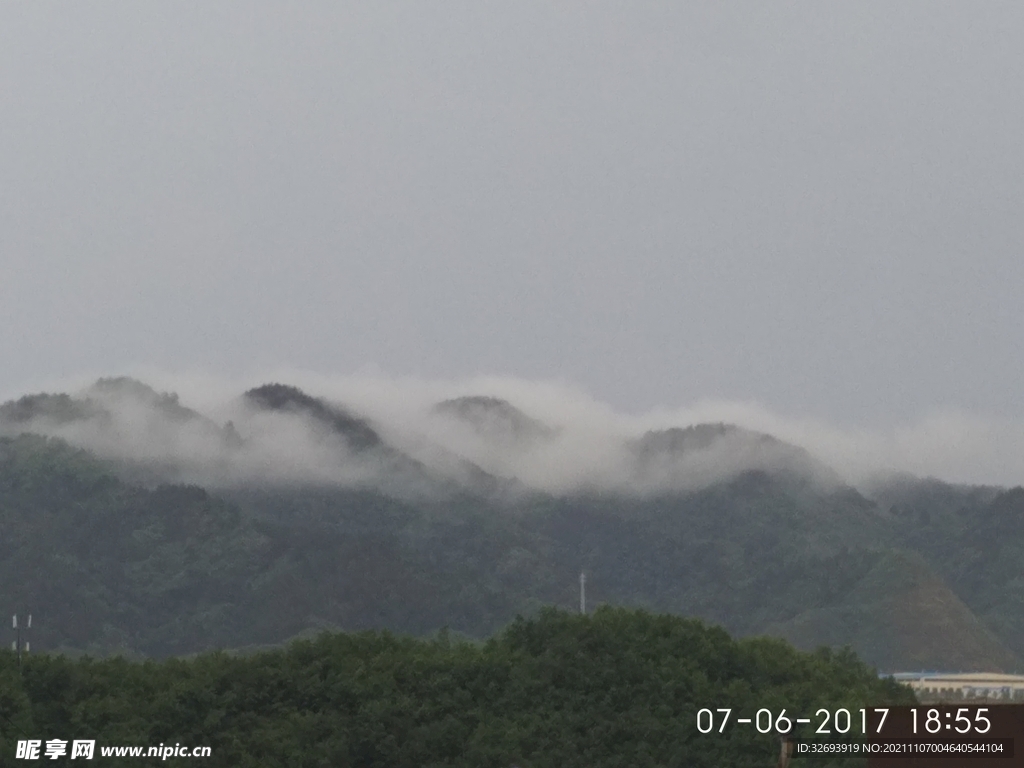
[2, 2, 1022, 428]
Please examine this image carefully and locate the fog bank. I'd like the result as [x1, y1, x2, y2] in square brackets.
[2, 370, 1021, 493]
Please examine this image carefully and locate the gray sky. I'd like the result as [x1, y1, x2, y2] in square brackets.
[2, 2, 1022, 428]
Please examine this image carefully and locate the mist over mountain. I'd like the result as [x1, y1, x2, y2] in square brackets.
[0, 375, 887, 496]
[2, 375, 1023, 672]
[629, 424, 844, 492]
[243, 383, 386, 452]
[433, 395, 557, 444]
[4, 7, 1024, 763]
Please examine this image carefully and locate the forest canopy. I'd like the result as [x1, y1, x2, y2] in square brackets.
[0, 607, 913, 768]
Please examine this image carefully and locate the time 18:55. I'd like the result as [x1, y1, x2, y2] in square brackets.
[912, 707, 991, 734]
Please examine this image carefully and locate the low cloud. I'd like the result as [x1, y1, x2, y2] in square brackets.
[1, 369, 1021, 494]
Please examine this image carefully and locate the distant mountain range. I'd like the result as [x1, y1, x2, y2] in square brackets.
[0, 378, 1021, 672]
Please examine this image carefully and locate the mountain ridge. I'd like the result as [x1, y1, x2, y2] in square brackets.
[0, 379, 1020, 672]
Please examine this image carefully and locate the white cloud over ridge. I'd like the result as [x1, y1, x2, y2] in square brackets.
[2, 369, 1022, 493]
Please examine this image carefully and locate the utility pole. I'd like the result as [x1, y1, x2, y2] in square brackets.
[579, 571, 586, 615]
[12, 614, 30, 669]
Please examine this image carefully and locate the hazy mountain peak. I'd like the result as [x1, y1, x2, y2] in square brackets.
[0, 392, 101, 425]
[88, 377, 208, 425]
[244, 383, 383, 452]
[432, 395, 555, 443]
[633, 423, 752, 456]
[630, 422, 843, 490]
[89, 376, 164, 401]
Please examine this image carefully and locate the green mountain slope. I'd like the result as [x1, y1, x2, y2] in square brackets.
[2, 378, 1023, 672]
[0, 431, 1017, 673]
[764, 550, 1020, 672]
[871, 479, 1024, 661]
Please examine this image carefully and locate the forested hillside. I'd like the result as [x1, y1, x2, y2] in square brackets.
[1, 380, 1022, 672]
[0, 607, 914, 767]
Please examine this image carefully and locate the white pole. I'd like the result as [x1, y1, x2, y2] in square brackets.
[580, 571, 586, 614]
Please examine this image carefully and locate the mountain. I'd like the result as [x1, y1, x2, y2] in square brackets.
[0, 434, 527, 655]
[0, 379, 1021, 673]
[0, 378, 216, 431]
[0, 378, 237, 486]
[433, 395, 556, 443]
[244, 383, 386, 452]
[765, 550, 1020, 672]
[871, 479, 1024, 661]
[243, 383, 503, 496]
[629, 423, 844, 490]
[90, 376, 215, 425]
[0, 392, 103, 425]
